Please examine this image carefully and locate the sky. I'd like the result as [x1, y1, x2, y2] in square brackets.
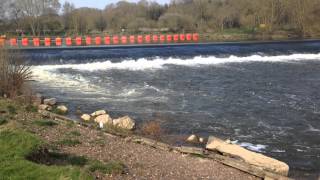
[60, 0, 171, 9]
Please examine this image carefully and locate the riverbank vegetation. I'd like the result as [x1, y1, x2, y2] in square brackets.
[1, 0, 320, 40]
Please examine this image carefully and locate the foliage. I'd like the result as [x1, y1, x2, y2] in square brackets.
[0, 48, 32, 98]
[141, 120, 163, 138]
[0, 130, 91, 179]
[0, 117, 7, 125]
[7, 105, 17, 115]
[25, 105, 38, 112]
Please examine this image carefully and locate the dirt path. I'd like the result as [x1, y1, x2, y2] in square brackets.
[33, 122, 259, 180]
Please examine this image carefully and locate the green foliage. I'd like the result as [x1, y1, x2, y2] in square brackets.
[88, 160, 125, 175]
[34, 120, 58, 127]
[58, 139, 81, 146]
[0, 117, 7, 125]
[25, 105, 38, 112]
[0, 130, 91, 179]
[70, 130, 81, 136]
[7, 105, 17, 115]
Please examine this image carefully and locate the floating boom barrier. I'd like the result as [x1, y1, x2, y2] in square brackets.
[0, 33, 199, 49]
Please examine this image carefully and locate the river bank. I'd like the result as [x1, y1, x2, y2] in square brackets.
[0, 97, 262, 179]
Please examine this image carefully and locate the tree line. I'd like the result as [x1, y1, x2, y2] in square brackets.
[0, 0, 320, 38]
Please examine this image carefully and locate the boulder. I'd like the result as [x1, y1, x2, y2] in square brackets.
[186, 134, 199, 143]
[38, 104, 50, 111]
[43, 98, 57, 106]
[206, 136, 289, 176]
[91, 110, 107, 117]
[57, 105, 68, 114]
[81, 114, 91, 121]
[199, 137, 205, 143]
[94, 114, 112, 125]
[113, 116, 135, 130]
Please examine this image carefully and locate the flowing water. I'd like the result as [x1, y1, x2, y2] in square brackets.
[25, 41, 320, 178]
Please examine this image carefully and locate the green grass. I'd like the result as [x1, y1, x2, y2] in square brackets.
[70, 130, 81, 137]
[0, 117, 7, 125]
[25, 105, 38, 112]
[88, 160, 125, 175]
[0, 130, 92, 179]
[34, 120, 58, 127]
[7, 105, 17, 115]
[58, 139, 81, 146]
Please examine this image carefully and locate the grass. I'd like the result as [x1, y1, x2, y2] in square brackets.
[0, 117, 7, 125]
[25, 105, 38, 112]
[70, 130, 81, 137]
[88, 160, 125, 175]
[34, 119, 58, 127]
[58, 139, 82, 146]
[0, 130, 91, 179]
[7, 105, 17, 115]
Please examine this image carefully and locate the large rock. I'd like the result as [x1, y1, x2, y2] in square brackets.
[81, 114, 91, 121]
[43, 98, 57, 106]
[186, 134, 199, 143]
[91, 110, 107, 117]
[113, 116, 135, 130]
[94, 114, 112, 125]
[38, 104, 50, 111]
[206, 136, 289, 176]
[56, 105, 68, 114]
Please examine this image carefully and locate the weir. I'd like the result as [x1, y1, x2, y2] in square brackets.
[0, 33, 199, 49]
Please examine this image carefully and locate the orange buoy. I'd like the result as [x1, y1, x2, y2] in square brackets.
[33, 38, 40, 47]
[129, 35, 135, 44]
[95, 37, 101, 45]
[192, 33, 199, 42]
[113, 36, 119, 44]
[10, 38, 17, 46]
[137, 35, 143, 44]
[121, 36, 127, 44]
[22, 38, 29, 46]
[75, 37, 82, 46]
[104, 36, 111, 45]
[44, 37, 51, 46]
[65, 37, 72, 46]
[152, 35, 158, 43]
[85, 36, 91, 45]
[145, 35, 151, 43]
[166, 35, 172, 42]
[55, 37, 62, 46]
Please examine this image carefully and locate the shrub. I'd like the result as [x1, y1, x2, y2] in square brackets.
[25, 105, 37, 112]
[0, 48, 32, 98]
[141, 120, 163, 138]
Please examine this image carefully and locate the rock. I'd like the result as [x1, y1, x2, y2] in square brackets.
[57, 105, 68, 114]
[38, 104, 50, 111]
[94, 114, 112, 125]
[206, 136, 289, 176]
[91, 110, 107, 117]
[199, 137, 205, 143]
[43, 98, 57, 106]
[186, 134, 199, 143]
[81, 114, 91, 121]
[113, 116, 135, 130]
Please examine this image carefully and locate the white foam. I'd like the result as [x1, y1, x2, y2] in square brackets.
[232, 140, 268, 152]
[31, 53, 320, 72]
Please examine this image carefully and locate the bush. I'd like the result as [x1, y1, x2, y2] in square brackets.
[0, 117, 7, 125]
[58, 139, 81, 146]
[0, 48, 32, 98]
[141, 120, 163, 138]
[7, 105, 17, 114]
